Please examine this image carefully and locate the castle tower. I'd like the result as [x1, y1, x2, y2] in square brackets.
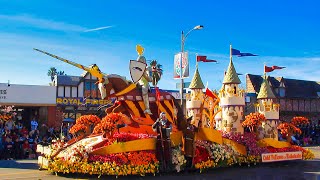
[256, 75, 280, 140]
[218, 54, 245, 134]
[186, 64, 206, 127]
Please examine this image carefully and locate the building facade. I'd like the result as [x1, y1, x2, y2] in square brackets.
[0, 83, 56, 129]
[246, 74, 320, 125]
[53, 71, 115, 123]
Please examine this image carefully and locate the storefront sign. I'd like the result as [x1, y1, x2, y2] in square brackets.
[0, 89, 7, 99]
[0, 83, 56, 105]
[56, 97, 114, 107]
[261, 151, 302, 162]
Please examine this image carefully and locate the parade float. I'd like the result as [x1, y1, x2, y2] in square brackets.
[35, 45, 314, 177]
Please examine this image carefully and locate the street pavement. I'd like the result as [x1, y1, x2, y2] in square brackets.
[0, 146, 320, 180]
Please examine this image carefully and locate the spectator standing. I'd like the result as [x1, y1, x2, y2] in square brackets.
[30, 118, 38, 131]
[4, 137, 14, 160]
[39, 124, 48, 139]
[5, 119, 14, 131]
[22, 140, 31, 159]
[13, 138, 23, 159]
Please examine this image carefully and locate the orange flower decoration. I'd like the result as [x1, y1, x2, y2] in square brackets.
[69, 124, 88, 134]
[242, 112, 266, 132]
[277, 122, 302, 137]
[76, 115, 101, 125]
[93, 113, 127, 135]
[291, 116, 309, 126]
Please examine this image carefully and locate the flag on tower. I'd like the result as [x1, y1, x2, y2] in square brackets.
[196, 55, 217, 62]
[264, 65, 286, 73]
[205, 87, 218, 99]
[231, 48, 258, 57]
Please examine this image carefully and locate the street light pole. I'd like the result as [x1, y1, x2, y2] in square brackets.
[179, 25, 204, 110]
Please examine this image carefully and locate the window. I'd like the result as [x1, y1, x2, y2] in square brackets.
[91, 83, 98, 98]
[84, 81, 99, 98]
[85, 81, 91, 97]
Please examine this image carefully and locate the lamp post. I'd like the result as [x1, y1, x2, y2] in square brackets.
[180, 25, 204, 109]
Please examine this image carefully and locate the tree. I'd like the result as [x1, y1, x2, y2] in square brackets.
[57, 71, 66, 75]
[150, 60, 163, 86]
[47, 67, 57, 81]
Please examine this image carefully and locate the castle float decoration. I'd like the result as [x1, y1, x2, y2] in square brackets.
[256, 75, 280, 140]
[34, 45, 314, 177]
[215, 50, 245, 134]
[186, 64, 207, 127]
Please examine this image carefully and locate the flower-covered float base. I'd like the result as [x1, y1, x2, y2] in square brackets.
[38, 131, 315, 177]
[49, 151, 159, 177]
[39, 132, 160, 176]
[37, 113, 315, 177]
[193, 132, 315, 173]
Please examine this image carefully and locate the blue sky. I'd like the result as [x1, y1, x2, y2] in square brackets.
[0, 0, 319, 91]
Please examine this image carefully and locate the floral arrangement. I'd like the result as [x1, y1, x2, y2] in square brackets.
[222, 132, 268, 156]
[291, 116, 309, 126]
[194, 140, 240, 172]
[112, 132, 152, 142]
[68, 115, 101, 135]
[64, 144, 93, 163]
[49, 139, 66, 156]
[89, 150, 158, 166]
[93, 113, 127, 136]
[277, 122, 302, 137]
[69, 124, 88, 135]
[76, 115, 101, 125]
[49, 150, 158, 177]
[242, 113, 266, 132]
[171, 146, 186, 172]
[237, 155, 261, 166]
[49, 159, 158, 177]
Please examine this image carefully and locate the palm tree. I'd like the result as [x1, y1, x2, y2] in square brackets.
[47, 67, 57, 81]
[156, 63, 163, 77]
[57, 71, 65, 75]
[150, 60, 163, 86]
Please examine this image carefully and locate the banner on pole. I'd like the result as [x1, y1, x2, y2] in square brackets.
[173, 52, 189, 79]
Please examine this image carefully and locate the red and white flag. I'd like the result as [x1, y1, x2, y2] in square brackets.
[196, 55, 217, 63]
[264, 65, 285, 73]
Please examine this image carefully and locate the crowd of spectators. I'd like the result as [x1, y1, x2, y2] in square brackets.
[289, 124, 320, 146]
[0, 118, 63, 160]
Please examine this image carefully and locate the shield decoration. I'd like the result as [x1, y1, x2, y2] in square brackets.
[129, 60, 147, 83]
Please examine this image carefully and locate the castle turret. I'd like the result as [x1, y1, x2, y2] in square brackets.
[218, 53, 245, 134]
[256, 75, 279, 140]
[186, 64, 206, 127]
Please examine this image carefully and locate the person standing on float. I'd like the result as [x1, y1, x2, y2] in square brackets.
[136, 45, 153, 115]
[183, 116, 198, 168]
[152, 112, 172, 171]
